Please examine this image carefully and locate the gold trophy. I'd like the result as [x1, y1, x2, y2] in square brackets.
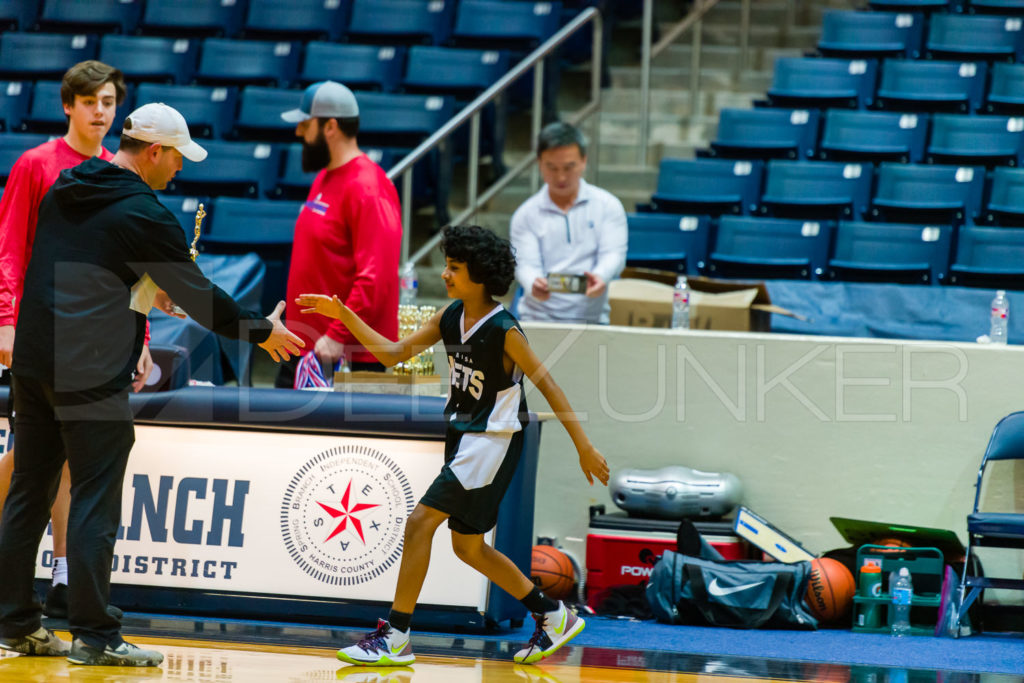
[169, 203, 206, 317]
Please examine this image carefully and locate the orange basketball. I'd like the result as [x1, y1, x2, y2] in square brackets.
[805, 558, 856, 623]
[873, 537, 912, 553]
[531, 545, 575, 601]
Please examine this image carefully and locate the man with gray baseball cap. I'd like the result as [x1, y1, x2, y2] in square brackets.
[275, 81, 402, 389]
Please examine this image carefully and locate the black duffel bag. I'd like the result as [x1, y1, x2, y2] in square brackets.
[646, 550, 818, 630]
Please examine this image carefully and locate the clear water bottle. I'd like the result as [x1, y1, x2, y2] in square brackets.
[890, 567, 913, 638]
[399, 263, 418, 305]
[672, 275, 690, 329]
[990, 289, 1009, 345]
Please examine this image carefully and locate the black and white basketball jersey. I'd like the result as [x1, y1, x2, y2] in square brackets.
[440, 301, 527, 433]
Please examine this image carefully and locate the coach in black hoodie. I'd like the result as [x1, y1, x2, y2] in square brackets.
[0, 103, 303, 667]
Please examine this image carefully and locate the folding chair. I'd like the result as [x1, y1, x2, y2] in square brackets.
[955, 412, 1024, 634]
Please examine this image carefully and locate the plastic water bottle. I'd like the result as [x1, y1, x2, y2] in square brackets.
[672, 275, 690, 329]
[890, 567, 913, 637]
[399, 263, 418, 305]
[990, 289, 1009, 345]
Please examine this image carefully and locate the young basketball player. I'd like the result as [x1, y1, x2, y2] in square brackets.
[296, 225, 609, 666]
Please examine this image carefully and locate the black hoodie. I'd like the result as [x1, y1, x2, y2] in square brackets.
[14, 157, 273, 393]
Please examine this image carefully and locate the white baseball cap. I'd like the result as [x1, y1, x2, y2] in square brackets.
[122, 102, 207, 162]
[281, 81, 359, 123]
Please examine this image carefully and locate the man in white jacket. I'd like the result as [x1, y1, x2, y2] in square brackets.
[510, 122, 628, 324]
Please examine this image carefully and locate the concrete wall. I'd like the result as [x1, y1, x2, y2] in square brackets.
[519, 323, 1024, 580]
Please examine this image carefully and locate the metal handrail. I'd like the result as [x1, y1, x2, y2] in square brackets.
[387, 7, 603, 267]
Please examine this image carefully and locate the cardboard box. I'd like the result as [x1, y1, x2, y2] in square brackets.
[608, 270, 799, 332]
[333, 370, 445, 396]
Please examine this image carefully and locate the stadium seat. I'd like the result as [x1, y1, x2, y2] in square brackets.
[817, 10, 924, 59]
[869, 0, 952, 11]
[759, 160, 872, 221]
[819, 110, 927, 163]
[984, 62, 1024, 114]
[870, 163, 985, 224]
[0, 82, 31, 133]
[233, 87, 303, 142]
[876, 59, 987, 114]
[708, 108, 820, 160]
[100, 36, 199, 84]
[0, 133, 50, 184]
[0, 0, 40, 31]
[301, 43, 405, 92]
[347, 0, 455, 45]
[927, 114, 1024, 167]
[355, 92, 456, 147]
[966, 0, 1024, 13]
[986, 167, 1024, 225]
[828, 221, 953, 284]
[22, 81, 132, 136]
[38, 0, 142, 34]
[155, 194, 211, 239]
[140, 0, 246, 38]
[766, 57, 877, 110]
[167, 140, 283, 199]
[926, 14, 1024, 62]
[708, 215, 835, 280]
[453, 0, 562, 50]
[625, 213, 711, 275]
[134, 83, 237, 140]
[0, 33, 97, 81]
[243, 0, 350, 41]
[948, 224, 1024, 288]
[196, 38, 300, 89]
[404, 46, 509, 97]
[649, 158, 763, 216]
[275, 144, 398, 200]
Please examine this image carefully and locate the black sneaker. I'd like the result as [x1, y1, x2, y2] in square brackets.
[43, 583, 124, 620]
[0, 627, 71, 656]
[66, 638, 163, 667]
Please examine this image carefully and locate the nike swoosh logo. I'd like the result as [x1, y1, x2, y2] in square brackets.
[391, 642, 406, 655]
[555, 610, 567, 634]
[707, 578, 765, 597]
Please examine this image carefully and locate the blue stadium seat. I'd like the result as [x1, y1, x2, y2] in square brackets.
[100, 36, 199, 84]
[869, 0, 952, 10]
[0, 33, 97, 81]
[155, 194, 212, 239]
[948, 224, 1024, 288]
[0, 82, 31, 133]
[817, 10, 924, 59]
[234, 87, 303, 142]
[871, 163, 985, 224]
[135, 83, 237, 140]
[926, 14, 1024, 62]
[404, 46, 509, 96]
[453, 0, 562, 49]
[22, 81, 132, 135]
[759, 160, 872, 220]
[819, 110, 927, 163]
[244, 0, 350, 41]
[876, 59, 987, 114]
[275, 144, 398, 200]
[708, 108, 820, 160]
[168, 140, 283, 199]
[197, 38, 301, 89]
[0, 0, 40, 31]
[984, 166, 1024, 225]
[301, 43, 405, 92]
[650, 158, 763, 216]
[828, 221, 953, 284]
[984, 62, 1024, 114]
[966, 0, 1024, 13]
[347, 0, 455, 45]
[0, 133, 49, 184]
[356, 92, 456, 146]
[625, 213, 711, 275]
[39, 0, 142, 34]
[927, 114, 1024, 166]
[708, 215, 835, 280]
[767, 57, 878, 110]
[140, 0, 246, 38]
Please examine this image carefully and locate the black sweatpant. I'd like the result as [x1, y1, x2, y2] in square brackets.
[0, 374, 134, 650]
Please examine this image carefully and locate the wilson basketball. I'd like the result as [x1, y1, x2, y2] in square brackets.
[805, 558, 855, 622]
[531, 545, 575, 600]
[873, 537, 912, 553]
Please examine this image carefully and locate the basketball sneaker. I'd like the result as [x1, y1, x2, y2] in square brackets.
[66, 638, 163, 666]
[513, 602, 584, 664]
[337, 619, 414, 666]
[0, 627, 70, 656]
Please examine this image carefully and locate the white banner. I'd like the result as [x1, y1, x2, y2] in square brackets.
[5, 421, 490, 611]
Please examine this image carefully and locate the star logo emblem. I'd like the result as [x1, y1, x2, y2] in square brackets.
[317, 480, 380, 544]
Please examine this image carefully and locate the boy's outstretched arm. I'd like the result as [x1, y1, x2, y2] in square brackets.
[296, 293, 444, 367]
[503, 328, 610, 486]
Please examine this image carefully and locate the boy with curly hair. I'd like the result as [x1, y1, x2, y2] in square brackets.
[297, 225, 609, 667]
